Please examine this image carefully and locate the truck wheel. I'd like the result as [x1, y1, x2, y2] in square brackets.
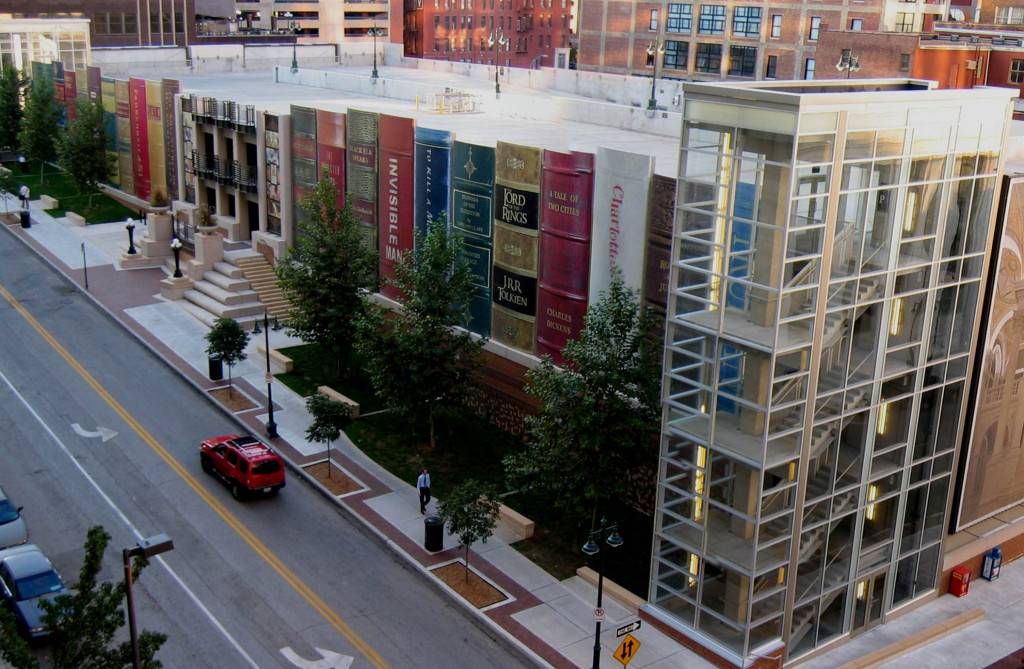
[201, 455, 213, 474]
[231, 482, 243, 500]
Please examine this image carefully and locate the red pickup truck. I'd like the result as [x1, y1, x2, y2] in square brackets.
[200, 434, 286, 499]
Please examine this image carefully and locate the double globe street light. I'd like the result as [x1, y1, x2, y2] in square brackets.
[582, 517, 623, 669]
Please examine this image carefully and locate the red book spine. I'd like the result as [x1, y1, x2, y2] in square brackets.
[64, 71, 76, 121]
[377, 115, 415, 300]
[128, 78, 150, 200]
[536, 150, 595, 365]
[316, 110, 346, 208]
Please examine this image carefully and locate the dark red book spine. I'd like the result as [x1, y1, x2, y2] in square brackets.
[536, 150, 595, 365]
[378, 115, 415, 300]
[316, 109, 346, 208]
[643, 174, 677, 337]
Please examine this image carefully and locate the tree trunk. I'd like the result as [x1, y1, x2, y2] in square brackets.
[429, 409, 436, 451]
[327, 439, 332, 479]
[465, 544, 470, 583]
[227, 365, 233, 398]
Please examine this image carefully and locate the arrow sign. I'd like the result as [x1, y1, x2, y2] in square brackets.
[71, 423, 118, 442]
[616, 620, 641, 637]
[280, 646, 354, 669]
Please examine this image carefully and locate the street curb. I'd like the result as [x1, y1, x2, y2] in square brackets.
[0, 221, 554, 669]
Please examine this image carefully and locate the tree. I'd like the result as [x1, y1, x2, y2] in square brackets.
[275, 169, 376, 376]
[59, 100, 113, 206]
[18, 77, 60, 181]
[437, 480, 500, 582]
[503, 269, 662, 523]
[205, 317, 249, 398]
[305, 392, 351, 480]
[0, 64, 25, 151]
[355, 217, 484, 449]
[0, 526, 167, 669]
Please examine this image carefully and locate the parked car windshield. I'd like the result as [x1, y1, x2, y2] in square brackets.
[15, 571, 63, 600]
[252, 460, 280, 475]
[0, 500, 18, 524]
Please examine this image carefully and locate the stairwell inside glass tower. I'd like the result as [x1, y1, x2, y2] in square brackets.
[654, 114, 995, 664]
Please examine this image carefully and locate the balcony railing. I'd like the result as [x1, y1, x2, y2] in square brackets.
[191, 96, 257, 135]
[232, 161, 258, 192]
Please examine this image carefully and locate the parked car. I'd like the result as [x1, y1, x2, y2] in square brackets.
[0, 544, 68, 640]
[200, 434, 286, 499]
[0, 486, 28, 549]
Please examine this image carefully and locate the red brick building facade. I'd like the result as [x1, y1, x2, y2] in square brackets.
[403, 0, 573, 68]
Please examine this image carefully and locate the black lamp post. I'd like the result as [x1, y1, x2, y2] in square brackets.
[263, 310, 278, 438]
[369, 25, 385, 80]
[647, 38, 665, 111]
[170, 237, 183, 278]
[836, 49, 861, 79]
[123, 534, 174, 669]
[284, 11, 298, 73]
[125, 218, 137, 255]
[488, 28, 508, 97]
[582, 517, 623, 669]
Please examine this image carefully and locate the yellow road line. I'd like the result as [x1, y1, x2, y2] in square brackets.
[0, 282, 390, 669]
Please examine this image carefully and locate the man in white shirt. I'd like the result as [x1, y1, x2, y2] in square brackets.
[18, 184, 29, 210]
[417, 468, 431, 514]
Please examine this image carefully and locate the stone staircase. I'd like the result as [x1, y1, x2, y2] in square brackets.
[232, 254, 289, 320]
[166, 258, 266, 328]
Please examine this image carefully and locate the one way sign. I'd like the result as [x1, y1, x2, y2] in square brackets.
[613, 633, 641, 667]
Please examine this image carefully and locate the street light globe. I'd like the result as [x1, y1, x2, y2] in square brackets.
[126, 218, 135, 230]
[170, 238, 182, 250]
[581, 538, 600, 556]
[606, 529, 624, 548]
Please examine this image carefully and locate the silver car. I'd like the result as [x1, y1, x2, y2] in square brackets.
[0, 487, 27, 549]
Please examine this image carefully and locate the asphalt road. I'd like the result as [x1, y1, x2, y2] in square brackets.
[0, 228, 531, 669]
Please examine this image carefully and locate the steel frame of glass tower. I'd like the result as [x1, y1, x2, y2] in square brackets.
[646, 79, 1017, 665]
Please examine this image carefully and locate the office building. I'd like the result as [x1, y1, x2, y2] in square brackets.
[645, 79, 1015, 665]
[231, 0, 400, 42]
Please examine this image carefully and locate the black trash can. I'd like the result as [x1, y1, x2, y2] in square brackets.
[208, 356, 223, 381]
[424, 515, 443, 552]
[19, 209, 29, 229]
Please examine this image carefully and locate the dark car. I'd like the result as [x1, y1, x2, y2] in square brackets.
[200, 434, 286, 499]
[0, 544, 68, 640]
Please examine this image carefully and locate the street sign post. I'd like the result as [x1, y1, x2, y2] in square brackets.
[613, 634, 641, 667]
[616, 620, 642, 637]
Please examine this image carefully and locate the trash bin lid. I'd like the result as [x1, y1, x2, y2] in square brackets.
[425, 515, 442, 525]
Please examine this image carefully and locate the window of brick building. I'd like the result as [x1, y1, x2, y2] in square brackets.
[895, 12, 915, 31]
[434, 15, 441, 28]
[850, 17, 863, 30]
[695, 42, 722, 72]
[765, 54, 778, 79]
[804, 57, 816, 79]
[732, 7, 762, 37]
[728, 45, 757, 76]
[900, 53, 910, 71]
[664, 40, 689, 69]
[808, 16, 821, 40]
[650, 9, 660, 30]
[1010, 59, 1024, 83]
[698, 5, 726, 35]
[667, 4, 693, 33]
[770, 14, 782, 38]
[996, 7, 1024, 23]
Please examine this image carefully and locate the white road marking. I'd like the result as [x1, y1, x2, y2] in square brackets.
[281, 646, 355, 669]
[0, 369, 260, 669]
[71, 422, 118, 442]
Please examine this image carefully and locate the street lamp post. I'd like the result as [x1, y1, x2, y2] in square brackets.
[836, 49, 860, 79]
[582, 518, 623, 669]
[123, 534, 174, 669]
[262, 310, 278, 438]
[369, 25, 385, 81]
[170, 237, 183, 278]
[283, 11, 298, 73]
[488, 29, 508, 97]
[647, 39, 665, 111]
[125, 218, 137, 255]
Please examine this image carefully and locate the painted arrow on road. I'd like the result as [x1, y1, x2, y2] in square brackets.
[71, 423, 118, 442]
[280, 647, 354, 669]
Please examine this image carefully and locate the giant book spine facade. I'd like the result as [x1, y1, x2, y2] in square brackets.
[263, 113, 283, 235]
[451, 141, 496, 337]
[315, 109, 346, 208]
[115, 79, 134, 196]
[145, 80, 167, 202]
[290, 105, 318, 232]
[414, 127, 453, 244]
[101, 77, 119, 186]
[643, 174, 677, 339]
[491, 142, 542, 353]
[128, 77, 150, 200]
[378, 115, 415, 300]
[161, 79, 180, 201]
[536, 150, 595, 365]
[345, 109, 380, 253]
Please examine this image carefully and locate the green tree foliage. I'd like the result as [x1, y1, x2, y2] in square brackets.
[275, 170, 376, 375]
[437, 479, 500, 581]
[18, 77, 60, 180]
[355, 217, 484, 449]
[0, 526, 167, 669]
[305, 392, 352, 479]
[205, 317, 249, 397]
[58, 100, 113, 204]
[0, 64, 25, 151]
[504, 270, 662, 521]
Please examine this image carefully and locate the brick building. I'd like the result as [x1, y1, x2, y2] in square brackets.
[576, 0, 949, 82]
[0, 0, 235, 47]
[403, 0, 574, 68]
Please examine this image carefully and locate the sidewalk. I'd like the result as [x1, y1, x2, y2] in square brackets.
[1, 201, 708, 669]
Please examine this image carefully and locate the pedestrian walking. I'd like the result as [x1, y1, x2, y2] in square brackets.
[18, 184, 29, 210]
[417, 468, 431, 514]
